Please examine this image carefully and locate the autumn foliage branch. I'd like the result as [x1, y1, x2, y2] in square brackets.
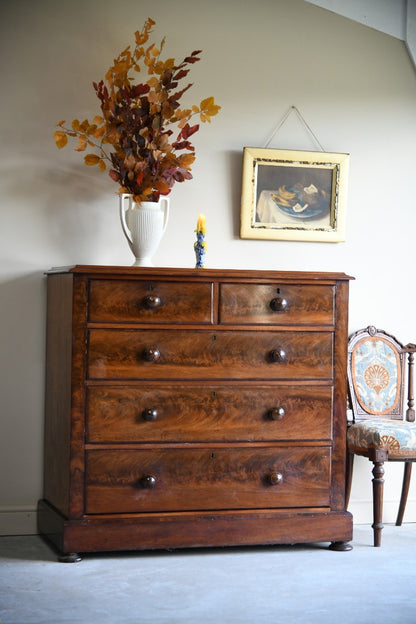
[54, 18, 220, 202]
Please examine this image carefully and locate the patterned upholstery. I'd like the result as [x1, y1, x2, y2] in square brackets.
[351, 336, 401, 415]
[347, 418, 416, 458]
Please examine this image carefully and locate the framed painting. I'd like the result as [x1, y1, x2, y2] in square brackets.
[240, 147, 349, 242]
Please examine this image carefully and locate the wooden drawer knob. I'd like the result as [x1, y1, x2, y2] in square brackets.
[143, 347, 160, 362]
[268, 407, 285, 421]
[140, 474, 157, 489]
[270, 297, 288, 312]
[142, 408, 158, 422]
[143, 295, 162, 309]
[269, 348, 286, 363]
[268, 471, 283, 486]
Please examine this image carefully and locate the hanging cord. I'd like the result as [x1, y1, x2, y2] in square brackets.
[263, 105, 325, 152]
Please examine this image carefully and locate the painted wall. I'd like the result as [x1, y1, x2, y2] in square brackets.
[1, 0, 415, 534]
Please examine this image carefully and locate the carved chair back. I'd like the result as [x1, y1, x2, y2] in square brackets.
[347, 326, 415, 423]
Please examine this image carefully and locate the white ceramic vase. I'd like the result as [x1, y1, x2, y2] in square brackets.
[119, 193, 170, 267]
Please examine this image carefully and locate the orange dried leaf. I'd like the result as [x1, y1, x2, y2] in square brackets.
[79, 119, 89, 132]
[178, 153, 195, 169]
[98, 160, 106, 172]
[154, 178, 170, 194]
[148, 90, 160, 104]
[200, 96, 221, 117]
[147, 76, 159, 88]
[164, 58, 175, 70]
[84, 154, 101, 165]
[53, 130, 68, 149]
[93, 126, 106, 139]
[93, 115, 104, 125]
[75, 135, 87, 151]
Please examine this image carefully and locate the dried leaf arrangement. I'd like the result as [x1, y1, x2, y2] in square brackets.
[54, 18, 220, 203]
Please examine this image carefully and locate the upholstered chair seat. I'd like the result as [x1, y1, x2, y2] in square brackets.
[347, 419, 416, 459]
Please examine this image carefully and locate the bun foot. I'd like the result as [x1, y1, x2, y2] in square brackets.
[58, 552, 82, 563]
[328, 541, 353, 551]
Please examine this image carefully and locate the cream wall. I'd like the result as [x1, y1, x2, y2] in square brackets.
[1, 0, 415, 535]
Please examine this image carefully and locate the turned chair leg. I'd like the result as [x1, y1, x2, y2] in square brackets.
[372, 460, 385, 547]
[345, 451, 354, 509]
[396, 461, 412, 526]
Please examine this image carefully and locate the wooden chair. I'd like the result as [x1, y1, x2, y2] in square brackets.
[345, 326, 416, 546]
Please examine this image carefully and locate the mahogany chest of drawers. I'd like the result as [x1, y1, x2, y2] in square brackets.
[38, 266, 353, 558]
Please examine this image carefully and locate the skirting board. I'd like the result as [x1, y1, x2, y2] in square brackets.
[0, 510, 38, 536]
[348, 499, 416, 525]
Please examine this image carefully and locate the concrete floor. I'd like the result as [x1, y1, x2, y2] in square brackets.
[1, 524, 416, 624]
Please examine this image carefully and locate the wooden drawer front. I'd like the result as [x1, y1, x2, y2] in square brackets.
[220, 284, 334, 325]
[87, 385, 333, 443]
[88, 279, 213, 324]
[87, 330, 333, 380]
[85, 447, 331, 513]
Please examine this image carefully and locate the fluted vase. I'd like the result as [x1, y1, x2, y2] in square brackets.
[119, 193, 169, 266]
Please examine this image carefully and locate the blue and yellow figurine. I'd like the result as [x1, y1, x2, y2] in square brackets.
[194, 213, 207, 268]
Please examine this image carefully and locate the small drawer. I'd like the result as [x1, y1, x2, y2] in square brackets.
[219, 284, 334, 325]
[88, 279, 213, 324]
[85, 447, 331, 513]
[86, 385, 333, 443]
[87, 329, 333, 380]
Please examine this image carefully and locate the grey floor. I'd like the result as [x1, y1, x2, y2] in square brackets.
[1, 524, 416, 624]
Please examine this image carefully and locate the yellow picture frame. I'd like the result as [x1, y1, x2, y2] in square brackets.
[240, 147, 349, 242]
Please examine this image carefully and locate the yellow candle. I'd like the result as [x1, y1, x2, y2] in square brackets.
[196, 213, 206, 234]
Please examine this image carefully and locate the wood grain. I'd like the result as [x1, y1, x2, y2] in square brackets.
[85, 446, 331, 513]
[87, 329, 333, 380]
[220, 283, 334, 325]
[86, 384, 333, 442]
[88, 279, 213, 324]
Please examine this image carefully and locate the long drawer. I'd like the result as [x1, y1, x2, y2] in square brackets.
[86, 385, 333, 443]
[88, 279, 213, 324]
[85, 447, 331, 513]
[87, 330, 333, 380]
[219, 283, 334, 325]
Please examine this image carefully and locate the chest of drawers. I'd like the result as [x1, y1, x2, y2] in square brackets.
[38, 266, 353, 559]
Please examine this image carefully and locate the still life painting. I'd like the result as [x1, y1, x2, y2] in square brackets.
[240, 148, 349, 242]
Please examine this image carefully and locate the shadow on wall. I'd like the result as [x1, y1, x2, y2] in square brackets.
[40, 165, 118, 255]
[228, 150, 244, 239]
[1, 157, 118, 264]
